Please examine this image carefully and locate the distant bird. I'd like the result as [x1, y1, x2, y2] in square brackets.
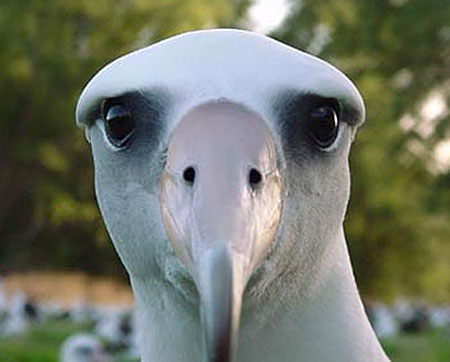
[367, 303, 399, 339]
[427, 306, 450, 329]
[70, 301, 97, 324]
[60, 333, 112, 362]
[1, 292, 39, 336]
[95, 308, 134, 351]
[76, 29, 389, 361]
[0, 279, 8, 329]
[393, 300, 430, 333]
[400, 306, 429, 333]
[0, 278, 6, 311]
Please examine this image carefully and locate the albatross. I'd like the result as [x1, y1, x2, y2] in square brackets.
[76, 29, 389, 362]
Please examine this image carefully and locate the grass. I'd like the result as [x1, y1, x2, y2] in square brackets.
[0, 321, 449, 361]
[381, 329, 450, 362]
[0, 320, 88, 362]
[0, 319, 138, 362]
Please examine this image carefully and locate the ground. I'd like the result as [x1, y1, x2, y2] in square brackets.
[0, 321, 449, 361]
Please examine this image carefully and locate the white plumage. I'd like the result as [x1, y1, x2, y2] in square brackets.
[60, 333, 111, 362]
[76, 29, 389, 362]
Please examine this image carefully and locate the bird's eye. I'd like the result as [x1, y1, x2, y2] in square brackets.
[103, 103, 135, 148]
[307, 104, 339, 149]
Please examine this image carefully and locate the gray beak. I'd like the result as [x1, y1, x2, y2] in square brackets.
[198, 245, 240, 362]
[159, 101, 283, 362]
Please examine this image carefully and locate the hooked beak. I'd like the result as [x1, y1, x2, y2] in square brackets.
[159, 101, 283, 362]
[197, 244, 243, 362]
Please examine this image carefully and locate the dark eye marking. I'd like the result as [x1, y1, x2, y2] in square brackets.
[307, 103, 339, 149]
[275, 92, 348, 154]
[98, 90, 169, 151]
[102, 101, 135, 148]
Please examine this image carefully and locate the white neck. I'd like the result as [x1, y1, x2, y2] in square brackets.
[238, 230, 389, 361]
[131, 230, 389, 362]
[131, 275, 201, 362]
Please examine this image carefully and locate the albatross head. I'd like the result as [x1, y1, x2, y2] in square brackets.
[76, 29, 365, 362]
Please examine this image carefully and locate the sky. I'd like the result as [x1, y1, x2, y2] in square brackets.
[248, 0, 291, 34]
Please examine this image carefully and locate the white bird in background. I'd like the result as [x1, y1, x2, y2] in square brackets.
[1, 292, 38, 336]
[0, 279, 8, 331]
[0, 279, 6, 310]
[60, 333, 112, 362]
[76, 29, 390, 361]
[95, 307, 135, 351]
[368, 303, 399, 339]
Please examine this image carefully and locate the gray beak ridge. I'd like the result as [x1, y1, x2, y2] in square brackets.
[197, 245, 242, 362]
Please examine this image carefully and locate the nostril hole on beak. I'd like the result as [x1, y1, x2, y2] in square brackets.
[183, 166, 196, 185]
[249, 168, 263, 188]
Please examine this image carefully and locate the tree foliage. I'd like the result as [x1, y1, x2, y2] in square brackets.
[275, 0, 450, 301]
[0, 0, 449, 301]
[0, 0, 248, 277]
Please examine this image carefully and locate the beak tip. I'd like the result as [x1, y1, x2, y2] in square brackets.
[197, 246, 242, 362]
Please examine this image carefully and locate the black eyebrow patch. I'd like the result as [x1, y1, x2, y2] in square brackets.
[273, 90, 362, 128]
[272, 91, 361, 160]
[78, 89, 170, 128]
[93, 90, 170, 153]
[101, 90, 166, 124]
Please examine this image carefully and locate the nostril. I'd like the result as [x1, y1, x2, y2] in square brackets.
[249, 168, 263, 188]
[183, 166, 196, 185]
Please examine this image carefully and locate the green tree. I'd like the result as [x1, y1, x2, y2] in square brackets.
[1, 0, 449, 303]
[274, 0, 450, 301]
[0, 0, 250, 276]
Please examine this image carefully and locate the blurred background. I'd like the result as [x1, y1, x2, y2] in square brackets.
[0, 0, 449, 361]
